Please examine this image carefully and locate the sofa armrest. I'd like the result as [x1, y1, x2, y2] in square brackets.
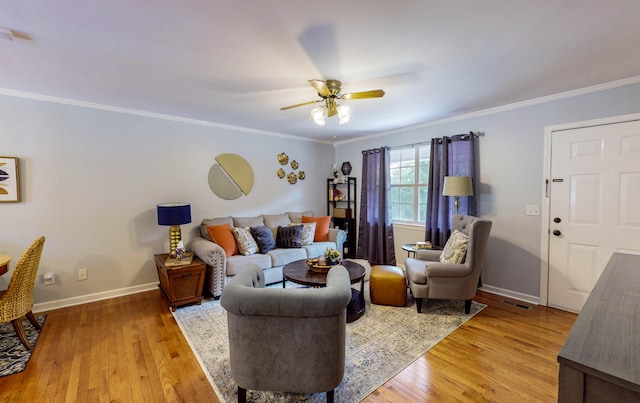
[190, 236, 226, 297]
[328, 228, 346, 252]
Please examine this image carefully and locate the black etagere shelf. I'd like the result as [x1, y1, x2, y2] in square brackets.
[327, 177, 357, 258]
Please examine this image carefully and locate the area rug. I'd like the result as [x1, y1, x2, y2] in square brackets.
[0, 315, 47, 377]
[173, 286, 485, 402]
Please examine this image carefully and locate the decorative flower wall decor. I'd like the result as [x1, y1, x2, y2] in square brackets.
[276, 153, 304, 184]
[277, 152, 289, 165]
[287, 172, 297, 184]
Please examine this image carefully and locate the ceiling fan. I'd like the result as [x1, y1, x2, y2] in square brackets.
[280, 79, 385, 125]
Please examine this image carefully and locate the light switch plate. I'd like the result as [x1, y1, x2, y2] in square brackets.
[526, 205, 541, 216]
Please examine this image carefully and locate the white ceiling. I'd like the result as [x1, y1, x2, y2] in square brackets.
[2, 1, 640, 142]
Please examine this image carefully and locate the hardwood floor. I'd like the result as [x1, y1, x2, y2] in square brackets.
[0, 289, 576, 402]
[0, 290, 216, 403]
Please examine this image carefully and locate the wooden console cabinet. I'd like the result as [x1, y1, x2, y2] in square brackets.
[557, 253, 640, 402]
[155, 254, 206, 312]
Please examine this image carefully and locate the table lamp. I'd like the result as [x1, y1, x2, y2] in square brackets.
[442, 176, 473, 215]
[157, 203, 191, 257]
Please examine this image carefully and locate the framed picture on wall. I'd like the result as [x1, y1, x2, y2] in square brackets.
[0, 156, 20, 202]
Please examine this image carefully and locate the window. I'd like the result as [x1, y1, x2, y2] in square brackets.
[389, 145, 430, 223]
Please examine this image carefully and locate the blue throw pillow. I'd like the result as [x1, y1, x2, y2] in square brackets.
[276, 225, 303, 248]
[250, 225, 276, 254]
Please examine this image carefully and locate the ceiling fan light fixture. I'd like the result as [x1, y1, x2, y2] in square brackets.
[283, 78, 383, 126]
[311, 106, 327, 126]
[337, 104, 350, 124]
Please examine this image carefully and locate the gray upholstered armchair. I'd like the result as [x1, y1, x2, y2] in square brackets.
[405, 215, 492, 314]
[220, 264, 352, 403]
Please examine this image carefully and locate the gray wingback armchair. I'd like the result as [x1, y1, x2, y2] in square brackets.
[220, 264, 352, 403]
[405, 215, 492, 314]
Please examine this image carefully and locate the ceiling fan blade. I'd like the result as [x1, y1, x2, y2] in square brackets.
[339, 89, 385, 100]
[309, 80, 332, 97]
[280, 99, 323, 110]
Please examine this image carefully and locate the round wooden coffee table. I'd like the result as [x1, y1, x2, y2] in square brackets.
[283, 259, 366, 323]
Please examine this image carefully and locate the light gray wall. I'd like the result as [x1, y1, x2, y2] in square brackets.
[335, 83, 640, 300]
[0, 94, 334, 305]
[3, 82, 639, 306]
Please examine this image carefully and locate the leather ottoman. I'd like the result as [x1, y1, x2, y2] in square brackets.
[369, 265, 407, 306]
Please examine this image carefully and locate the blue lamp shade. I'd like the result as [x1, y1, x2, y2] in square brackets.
[157, 203, 191, 226]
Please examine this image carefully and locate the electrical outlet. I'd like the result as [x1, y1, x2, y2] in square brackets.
[43, 272, 55, 285]
[526, 204, 541, 216]
[77, 268, 88, 281]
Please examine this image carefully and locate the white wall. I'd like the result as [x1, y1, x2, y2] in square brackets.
[336, 82, 640, 302]
[0, 94, 335, 307]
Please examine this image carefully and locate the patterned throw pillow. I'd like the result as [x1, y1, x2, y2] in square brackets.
[439, 229, 469, 264]
[232, 227, 258, 256]
[291, 222, 316, 245]
[250, 225, 276, 254]
[276, 225, 303, 248]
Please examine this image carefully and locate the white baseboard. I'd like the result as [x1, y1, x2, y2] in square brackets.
[33, 282, 159, 313]
[478, 284, 540, 306]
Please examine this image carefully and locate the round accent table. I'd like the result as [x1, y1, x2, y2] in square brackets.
[283, 259, 366, 323]
[402, 243, 442, 258]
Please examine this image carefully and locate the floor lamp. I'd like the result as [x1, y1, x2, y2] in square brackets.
[443, 176, 473, 215]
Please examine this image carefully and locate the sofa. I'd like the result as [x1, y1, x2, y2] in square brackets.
[220, 264, 351, 402]
[190, 211, 346, 298]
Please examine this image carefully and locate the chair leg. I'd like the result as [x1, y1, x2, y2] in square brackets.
[415, 298, 423, 313]
[237, 386, 246, 403]
[11, 318, 32, 350]
[26, 310, 42, 330]
[465, 299, 472, 314]
[327, 389, 334, 403]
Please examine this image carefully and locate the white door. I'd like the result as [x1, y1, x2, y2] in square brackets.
[548, 118, 640, 312]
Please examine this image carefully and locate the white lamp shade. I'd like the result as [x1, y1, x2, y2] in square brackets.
[442, 176, 473, 196]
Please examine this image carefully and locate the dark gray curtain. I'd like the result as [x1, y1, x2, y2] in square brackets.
[357, 147, 396, 265]
[425, 133, 477, 247]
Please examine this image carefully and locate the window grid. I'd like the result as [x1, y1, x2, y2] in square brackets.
[390, 145, 430, 224]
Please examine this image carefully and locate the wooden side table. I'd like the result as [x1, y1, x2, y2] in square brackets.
[154, 254, 206, 312]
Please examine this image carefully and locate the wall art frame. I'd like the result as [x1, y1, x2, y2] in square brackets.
[0, 156, 20, 202]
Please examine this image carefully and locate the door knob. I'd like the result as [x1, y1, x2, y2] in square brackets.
[553, 217, 561, 223]
[553, 230, 561, 236]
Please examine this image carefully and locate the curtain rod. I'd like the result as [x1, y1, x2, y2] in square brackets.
[391, 131, 484, 149]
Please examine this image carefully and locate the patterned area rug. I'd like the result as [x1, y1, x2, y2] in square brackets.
[0, 315, 46, 377]
[174, 285, 485, 402]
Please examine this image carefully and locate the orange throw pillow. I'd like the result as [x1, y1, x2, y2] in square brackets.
[301, 215, 331, 242]
[206, 223, 238, 257]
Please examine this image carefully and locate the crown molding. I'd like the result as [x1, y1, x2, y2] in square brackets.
[337, 75, 640, 145]
[0, 88, 332, 145]
[3, 74, 640, 147]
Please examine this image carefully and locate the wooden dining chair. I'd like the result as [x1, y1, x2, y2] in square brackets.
[0, 236, 46, 350]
